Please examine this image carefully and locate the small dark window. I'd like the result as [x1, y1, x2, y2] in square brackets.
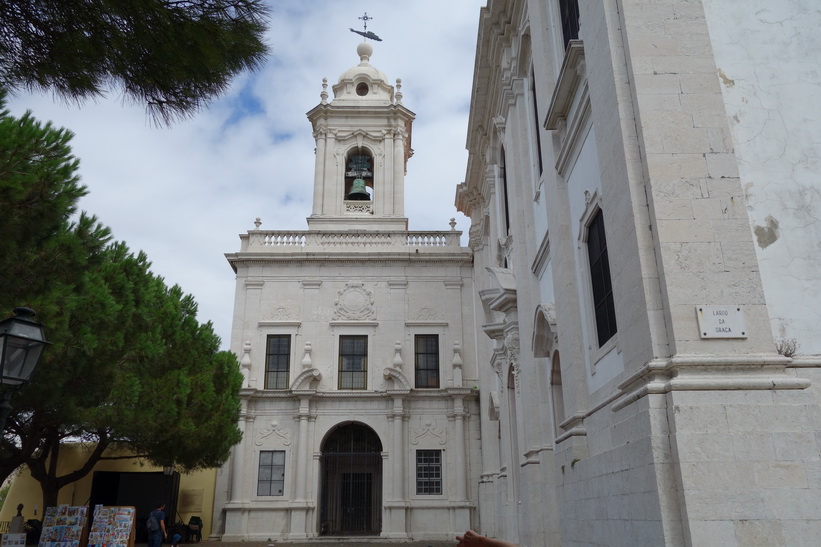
[356, 82, 369, 96]
[265, 335, 290, 389]
[339, 335, 368, 389]
[587, 210, 617, 346]
[559, 0, 580, 48]
[416, 450, 443, 495]
[257, 450, 285, 496]
[414, 335, 440, 388]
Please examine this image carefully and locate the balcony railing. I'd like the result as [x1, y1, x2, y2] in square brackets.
[239, 230, 463, 252]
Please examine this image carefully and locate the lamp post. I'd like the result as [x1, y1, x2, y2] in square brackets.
[0, 307, 49, 432]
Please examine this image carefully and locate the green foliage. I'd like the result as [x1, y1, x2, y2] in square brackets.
[0, 97, 243, 508]
[0, 481, 9, 512]
[0, 0, 270, 125]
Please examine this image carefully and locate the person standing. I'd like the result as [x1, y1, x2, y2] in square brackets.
[147, 503, 167, 547]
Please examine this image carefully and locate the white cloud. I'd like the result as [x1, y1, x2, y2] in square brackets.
[6, 0, 486, 349]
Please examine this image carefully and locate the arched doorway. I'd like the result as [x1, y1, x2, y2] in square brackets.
[319, 423, 382, 536]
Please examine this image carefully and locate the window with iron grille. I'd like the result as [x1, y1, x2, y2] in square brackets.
[416, 450, 443, 495]
[587, 210, 617, 346]
[265, 335, 290, 389]
[257, 450, 285, 496]
[560, 0, 581, 49]
[339, 335, 368, 389]
[414, 335, 440, 388]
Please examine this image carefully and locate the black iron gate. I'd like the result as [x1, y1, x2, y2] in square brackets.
[320, 423, 382, 536]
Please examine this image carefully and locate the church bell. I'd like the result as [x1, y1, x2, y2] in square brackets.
[347, 178, 371, 200]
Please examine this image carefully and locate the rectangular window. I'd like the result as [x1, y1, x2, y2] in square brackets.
[416, 450, 443, 495]
[257, 450, 285, 496]
[339, 335, 367, 389]
[265, 335, 291, 389]
[500, 147, 511, 237]
[414, 335, 440, 388]
[560, 0, 581, 49]
[530, 68, 543, 176]
[587, 210, 617, 346]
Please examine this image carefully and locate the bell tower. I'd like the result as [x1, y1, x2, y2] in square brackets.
[306, 42, 414, 231]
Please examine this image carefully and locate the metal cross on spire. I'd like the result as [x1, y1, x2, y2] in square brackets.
[359, 12, 372, 31]
[349, 12, 382, 42]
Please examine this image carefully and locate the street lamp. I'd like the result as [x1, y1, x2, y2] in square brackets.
[0, 307, 49, 431]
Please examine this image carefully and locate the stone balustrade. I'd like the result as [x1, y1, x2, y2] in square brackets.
[240, 230, 463, 252]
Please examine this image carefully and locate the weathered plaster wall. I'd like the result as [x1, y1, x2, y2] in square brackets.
[703, 0, 821, 354]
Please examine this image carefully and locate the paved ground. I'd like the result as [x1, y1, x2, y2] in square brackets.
[141, 540, 456, 547]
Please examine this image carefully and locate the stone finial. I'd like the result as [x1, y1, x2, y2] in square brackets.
[452, 341, 463, 386]
[395, 78, 403, 105]
[320, 77, 329, 104]
[393, 341, 403, 369]
[449, 217, 457, 230]
[240, 340, 252, 388]
[357, 42, 373, 63]
[254, 217, 262, 229]
[301, 342, 313, 368]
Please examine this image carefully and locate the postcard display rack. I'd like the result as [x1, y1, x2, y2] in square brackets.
[38, 505, 90, 547]
[87, 506, 135, 547]
[1, 534, 26, 547]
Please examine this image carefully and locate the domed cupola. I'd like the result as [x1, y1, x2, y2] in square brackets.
[332, 42, 395, 106]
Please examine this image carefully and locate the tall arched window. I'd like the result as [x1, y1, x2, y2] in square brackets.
[550, 352, 565, 438]
[586, 209, 617, 346]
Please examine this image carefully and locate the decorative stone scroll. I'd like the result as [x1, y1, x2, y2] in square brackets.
[255, 420, 292, 446]
[411, 420, 447, 445]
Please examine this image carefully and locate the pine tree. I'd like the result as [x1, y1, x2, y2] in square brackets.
[0, 92, 243, 510]
[0, 0, 270, 124]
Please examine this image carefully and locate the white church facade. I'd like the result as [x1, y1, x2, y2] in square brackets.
[213, 1, 821, 545]
[212, 42, 480, 542]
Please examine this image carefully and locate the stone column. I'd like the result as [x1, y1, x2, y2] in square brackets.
[289, 396, 312, 538]
[384, 395, 408, 538]
[229, 399, 249, 502]
[453, 395, 468, 501]
[393, 129, 406, 217]
[312, 127, 328, 215]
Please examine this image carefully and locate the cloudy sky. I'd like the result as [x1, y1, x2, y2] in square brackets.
[7, 0, 487, 349]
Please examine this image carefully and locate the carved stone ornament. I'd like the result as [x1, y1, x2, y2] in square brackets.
[504, 332, 520, 366]
[411, 306, 442, 322]
[411, 420, 447, 445]
[512, 363, 521, 394]
[255, 420, 292, 446]
[346, 201, 373, 214]
[265, 305, 292, 321]
[490, 348, 505, 378]
[333, 282, 375, 320]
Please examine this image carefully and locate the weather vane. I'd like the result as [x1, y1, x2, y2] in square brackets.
[350, 12, 382, 42]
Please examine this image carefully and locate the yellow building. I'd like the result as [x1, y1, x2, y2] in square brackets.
[0, 445, 217, 539]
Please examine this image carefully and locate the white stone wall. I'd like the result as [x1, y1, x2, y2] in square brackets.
[702, 0, 821, 355]
[459, 0, 821, 546]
